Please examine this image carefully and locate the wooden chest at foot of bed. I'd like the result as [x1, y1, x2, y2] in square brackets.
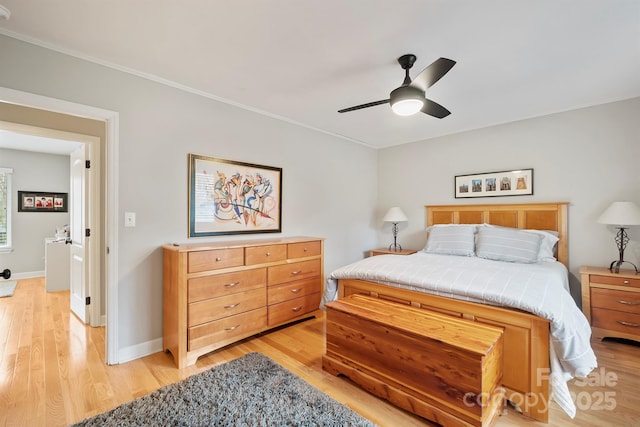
[323, 294, 504, 427]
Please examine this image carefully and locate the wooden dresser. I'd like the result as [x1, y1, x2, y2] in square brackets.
[163, 236, 324, 368]
[580, 266, 640, 341]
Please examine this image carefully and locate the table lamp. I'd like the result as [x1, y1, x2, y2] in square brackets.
[383, 207, 408, 251]
[597, 201, 640, 273]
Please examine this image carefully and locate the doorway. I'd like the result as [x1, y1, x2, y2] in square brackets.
[0, 87, 119, 365]
[0, 123, 101, 325]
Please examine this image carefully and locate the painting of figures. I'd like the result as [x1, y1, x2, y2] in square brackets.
[189, 154, 282, 236]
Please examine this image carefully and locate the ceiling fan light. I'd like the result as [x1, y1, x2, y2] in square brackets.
[390, 85, 425, 116]
[391, 99, 424, 116]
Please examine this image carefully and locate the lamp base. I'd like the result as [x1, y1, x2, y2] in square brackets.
[389, 222, 402, 251]
[609, 227, 638, 274]
[609, 259, 639, 274]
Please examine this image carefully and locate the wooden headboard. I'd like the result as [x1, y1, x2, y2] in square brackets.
[426, 202, 569, 267]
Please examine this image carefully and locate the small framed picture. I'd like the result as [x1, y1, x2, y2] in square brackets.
[455, 169, 533, 198]
[18, 191, 68, 212]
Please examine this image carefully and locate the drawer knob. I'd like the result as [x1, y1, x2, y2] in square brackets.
[216, 257, 222, 262]
[224, 282, 240, 288]
[291, 270, 302, 275]
[303, 248, 308, 252]
[616, 299, 640, 306]
[266, 252, 271, 256]
[291, 288, 302, 294]
[617, 320, 640, 328]
[224, 303, 240, 310]
[225, 324, 241, 331]
[291, 306, 303, 312]
[624, 280, 630, 284]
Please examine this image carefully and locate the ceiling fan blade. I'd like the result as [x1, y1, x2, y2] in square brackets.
[338, 99, 390, 113]
[421, 99, 451, 118]
[410, 57, 456, 92]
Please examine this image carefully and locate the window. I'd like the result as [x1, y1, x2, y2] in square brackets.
[0, 167, 12, 251]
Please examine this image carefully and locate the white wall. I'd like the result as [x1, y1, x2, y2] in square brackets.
[0, 148, 70, 274]
[0, 35, 378, 355]
[377, 97, 640, 302]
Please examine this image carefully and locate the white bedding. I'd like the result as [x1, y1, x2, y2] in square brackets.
[326, 252, 597, 418]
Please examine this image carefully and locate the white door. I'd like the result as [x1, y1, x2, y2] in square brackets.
[70, 145, 89, 323]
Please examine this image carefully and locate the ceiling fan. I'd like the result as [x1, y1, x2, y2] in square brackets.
[338, 54, 456, 118]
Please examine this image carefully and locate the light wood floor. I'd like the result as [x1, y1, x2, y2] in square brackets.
[1, 277, 639, 426]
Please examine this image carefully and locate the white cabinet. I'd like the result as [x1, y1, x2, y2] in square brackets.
[45, 238, 70, 292]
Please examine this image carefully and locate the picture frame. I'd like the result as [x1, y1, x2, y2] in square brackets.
[188, 153, 282, 237]
[455, 169, 533, 198]
[18, 191, 68, 212]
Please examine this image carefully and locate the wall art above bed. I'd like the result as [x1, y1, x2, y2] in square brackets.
[454, 168, 533, 198]
[188, 153, 282, 237]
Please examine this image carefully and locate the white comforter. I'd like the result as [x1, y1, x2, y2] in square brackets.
[326, 252, 597, 418]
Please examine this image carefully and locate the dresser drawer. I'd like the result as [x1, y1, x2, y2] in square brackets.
[592, 307, 640, 334]
[267, 259, 321, 285]
[267, 277, 320, 305]
[267, 292, 321, 327]
[188, 308, 267, 351]
[245, 244, 287, 265]
[188, 268, 266, 303]
[591, 288, 640, 314]
[590, 274, 640, 289]
[188, 248, 244, 273]
[288, 240, 321, 259]
[188, 286, 265, 327]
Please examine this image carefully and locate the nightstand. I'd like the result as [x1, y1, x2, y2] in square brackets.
[369, 248, 418, 257]
[580, 266, 640, 342]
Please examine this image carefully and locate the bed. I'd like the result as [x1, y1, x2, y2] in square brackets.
[326, 202, 597, 423]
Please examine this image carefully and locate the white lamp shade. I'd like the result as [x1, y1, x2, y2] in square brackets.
[383, 207, 408, 223]
[597, 201, 640, 226]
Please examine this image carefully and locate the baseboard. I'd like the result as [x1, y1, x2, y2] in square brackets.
[118, 337, 163, 364]
[2, 271, 44, 280]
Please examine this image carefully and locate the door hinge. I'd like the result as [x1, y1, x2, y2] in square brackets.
[85, 228, 91, 237]
[85, 160, 91, 169]
[85, 297, 91, 305]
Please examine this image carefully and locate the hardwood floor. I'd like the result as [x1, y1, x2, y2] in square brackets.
[1, 277, 639, 426]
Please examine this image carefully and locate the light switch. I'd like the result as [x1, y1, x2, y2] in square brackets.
[124, 212, 136, 227]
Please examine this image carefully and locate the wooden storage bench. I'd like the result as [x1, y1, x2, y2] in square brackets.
[323, 294, 504, 427]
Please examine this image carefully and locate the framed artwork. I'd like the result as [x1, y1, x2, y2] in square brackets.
[455, 169, 533, 198]
[18, 191, 68, 212]
[188, 153, 282, 237]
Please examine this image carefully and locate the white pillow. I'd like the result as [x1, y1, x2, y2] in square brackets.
[525, 229, 559, 262]
[476, 226, 542, 263]
[423, 224, 476, 256]
[483, 225, 560, 262]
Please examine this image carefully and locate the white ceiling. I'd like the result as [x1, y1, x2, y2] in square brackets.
[0, 1, 639, 149]
[0, 129, 82, 155]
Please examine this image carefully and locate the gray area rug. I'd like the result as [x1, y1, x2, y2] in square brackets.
[73, 352, 376, 426]
[0, 280, 17, 298]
